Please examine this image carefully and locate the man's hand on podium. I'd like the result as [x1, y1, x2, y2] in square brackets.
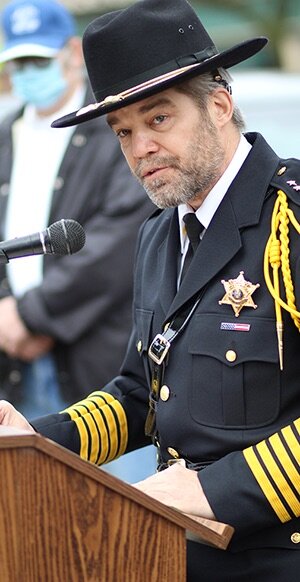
[133, 461, 215, 520]
[0, 400, 35, 433]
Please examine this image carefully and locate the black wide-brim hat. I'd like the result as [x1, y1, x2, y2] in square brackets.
[52, 0, 268, 128]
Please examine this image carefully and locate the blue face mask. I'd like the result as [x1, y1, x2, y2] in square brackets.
[10, 59, 67, 109]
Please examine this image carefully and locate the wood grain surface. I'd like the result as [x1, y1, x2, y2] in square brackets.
[0, 431, 234, 581]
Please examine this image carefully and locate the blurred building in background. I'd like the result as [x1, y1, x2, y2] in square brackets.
[233, 69, 300, 157]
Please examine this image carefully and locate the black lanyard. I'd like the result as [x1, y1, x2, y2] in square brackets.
[145, 288, 205, 439]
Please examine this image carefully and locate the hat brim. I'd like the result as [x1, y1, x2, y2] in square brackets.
[52, 37, 268, 129]
[0, 43, 59, 63]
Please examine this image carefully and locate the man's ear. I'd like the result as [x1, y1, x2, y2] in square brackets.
[208, 87, 234, 128]
[65, 37, 84, 68]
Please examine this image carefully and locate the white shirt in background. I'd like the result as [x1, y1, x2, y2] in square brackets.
[5, 86, 85, 297]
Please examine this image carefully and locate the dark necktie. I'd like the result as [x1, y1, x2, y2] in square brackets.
[180, 213, 204, 282]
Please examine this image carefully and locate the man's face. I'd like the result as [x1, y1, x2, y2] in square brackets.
[107, 87, 226, 209]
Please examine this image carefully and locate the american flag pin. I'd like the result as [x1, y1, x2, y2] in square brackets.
[220, 322, 251, 332]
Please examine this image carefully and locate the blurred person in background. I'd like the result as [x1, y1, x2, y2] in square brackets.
[0, 0, 156, 480]
[0, 63, 21, 121]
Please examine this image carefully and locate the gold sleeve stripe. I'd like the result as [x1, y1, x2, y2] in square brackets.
[89, 392, 116, 406]
[269, 433, 300, 493]
[243, 446, 291, 522]
[89, 393, 128, 459]
[256, 441, 300, 517]
[88, 408, 107, 464]
[61, 392, 116, 418]
[63, 404, 92, 420]
[59, 405, 81, 418]
[74, 416, 89, 460]
[59, 391, 128, 465]
[79, 393, 127, 462]
[97, 403, 119, 461]
[78, 408, 101, 461]
[281, 423, 300, 466]
[110, 400, 128, 457]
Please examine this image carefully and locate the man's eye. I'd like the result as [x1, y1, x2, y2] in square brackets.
[153, 114, 167, 125]
[116, 129, 129, 138]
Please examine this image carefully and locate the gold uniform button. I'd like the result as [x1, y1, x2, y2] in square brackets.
[277, 166, 287, 176]
[167, 447, 179, 459]
[226, 350, 237, 362]
[160, 385, 170, 401]
[136, 340, 143, 353]
[291, 532, 300, 544]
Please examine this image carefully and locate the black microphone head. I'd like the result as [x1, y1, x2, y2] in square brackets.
[47, 219, 86, 255]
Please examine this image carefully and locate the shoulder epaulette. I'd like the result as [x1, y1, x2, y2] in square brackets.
[271, 159, 300, 206]
[265, 159, 300, 369]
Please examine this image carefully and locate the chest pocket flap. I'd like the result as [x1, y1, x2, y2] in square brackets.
[187, 313, 280, 428]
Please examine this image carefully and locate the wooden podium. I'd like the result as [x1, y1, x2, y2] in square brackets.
[0, 428, 234, 581]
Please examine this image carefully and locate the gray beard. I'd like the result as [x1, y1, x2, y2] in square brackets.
[141, 168, 219, 208]
[135, 121, 225, 209]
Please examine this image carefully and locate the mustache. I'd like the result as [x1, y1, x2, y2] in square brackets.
[135, 156, 180, 180]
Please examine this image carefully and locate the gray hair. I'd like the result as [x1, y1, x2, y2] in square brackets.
[176, 68, 246, 131]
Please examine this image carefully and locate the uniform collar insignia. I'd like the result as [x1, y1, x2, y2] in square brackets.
[287, 180, 300, 192]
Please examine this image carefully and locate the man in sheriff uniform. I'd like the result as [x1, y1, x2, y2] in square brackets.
[0, 1, 299, 579]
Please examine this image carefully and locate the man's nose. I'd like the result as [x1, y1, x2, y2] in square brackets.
[131, 131, 159, 159]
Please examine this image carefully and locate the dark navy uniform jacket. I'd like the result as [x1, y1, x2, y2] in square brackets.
[33, 133, 300, 551]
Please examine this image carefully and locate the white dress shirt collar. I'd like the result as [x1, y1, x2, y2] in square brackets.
[178, 134, 252, 253]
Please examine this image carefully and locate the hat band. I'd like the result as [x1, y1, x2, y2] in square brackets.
[77, 46, 218, 118]
[92, 45, 218, 102]
[176, 45, 218, 67]
[76, 62, 200, 118]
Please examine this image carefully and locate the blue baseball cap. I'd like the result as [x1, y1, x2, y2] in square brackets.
[0, 0, 76, 63]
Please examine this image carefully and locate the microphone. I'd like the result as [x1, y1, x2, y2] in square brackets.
[0, 219, 86, 263]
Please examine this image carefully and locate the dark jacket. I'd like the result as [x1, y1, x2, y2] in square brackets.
[33, 133, 300, 552]
[0, 88, 154, 403]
